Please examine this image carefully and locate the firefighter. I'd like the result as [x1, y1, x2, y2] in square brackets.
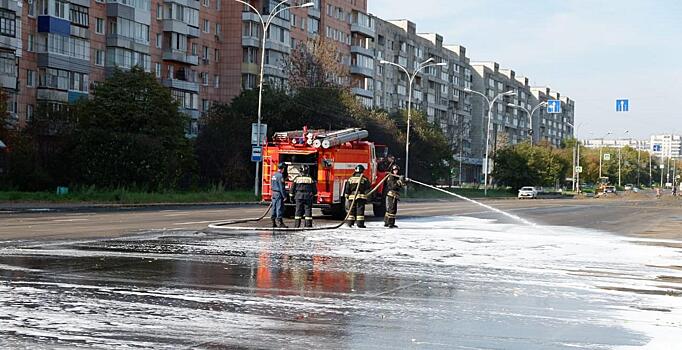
[384, 165, 406, 228]
[344, 164, 371, 228]
[292, 165, 317, 228]
[271, 162, 288, 228]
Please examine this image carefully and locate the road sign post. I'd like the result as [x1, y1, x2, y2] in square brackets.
[576, 166, 583, 173]
[603, 153, 611, 161]
[616, 99, 629, 112]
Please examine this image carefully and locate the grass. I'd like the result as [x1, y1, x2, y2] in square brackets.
[403, 186, 515, 199]
[0, 186, 256, 205]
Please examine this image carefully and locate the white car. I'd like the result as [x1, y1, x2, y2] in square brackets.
[624, 184, 634, 191]
[518, 186, 538, 199]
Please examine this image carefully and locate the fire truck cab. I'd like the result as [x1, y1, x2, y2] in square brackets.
[262, 128, 389, 218]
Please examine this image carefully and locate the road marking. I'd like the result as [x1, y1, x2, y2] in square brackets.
[173, 220, 225, 225]
[163, 213, 192, 217]
[51, 218, 90, 222]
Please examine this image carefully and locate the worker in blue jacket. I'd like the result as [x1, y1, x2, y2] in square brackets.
[271, 162, 288, 228]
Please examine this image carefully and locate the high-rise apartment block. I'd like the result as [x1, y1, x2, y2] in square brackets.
[2, 0, 575, 182]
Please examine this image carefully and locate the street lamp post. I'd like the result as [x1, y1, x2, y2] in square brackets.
[379, 58, 447, 183]
[465, 88, 517, 196]
[598, 131, 612, 179]
[234, 0, 314, 196]
[506, 102, 547, 145]
[566, 122, 582, 192]
[618, 130, 630, 187]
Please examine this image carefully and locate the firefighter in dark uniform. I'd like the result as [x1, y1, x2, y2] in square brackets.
[270, 162, 288, 228]
[384, 165, 406, 228]
[292, 165, 317, 228]
[343, 164, 371, 228]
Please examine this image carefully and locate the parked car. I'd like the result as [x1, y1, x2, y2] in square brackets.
[518, 186, 538, 199]
[624, 184, 634, 191]
[604, 186, 617, 194]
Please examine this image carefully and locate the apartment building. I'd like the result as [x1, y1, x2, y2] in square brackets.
[529, 86, 575, 147]
[470, 62, 530, 157]
[372, 18, 477, 181]
[650, 134, 682, 159]
[583, 138, 648, 151]
[0, 0, 21, 123]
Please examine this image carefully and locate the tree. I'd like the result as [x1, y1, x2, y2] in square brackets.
[492, 143, 571, 191]
[285, 36, 349, 91]
[70, 67, 193, 190]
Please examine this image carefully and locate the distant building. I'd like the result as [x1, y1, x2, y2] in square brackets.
[583, 138, 647, 151]
[649, 134, 682, 159]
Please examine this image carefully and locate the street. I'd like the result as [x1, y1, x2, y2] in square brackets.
[1, 196, 681, 349]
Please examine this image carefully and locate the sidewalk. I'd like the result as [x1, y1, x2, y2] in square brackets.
[0, 201, 262, 213]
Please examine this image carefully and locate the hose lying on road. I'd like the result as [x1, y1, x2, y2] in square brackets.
[207, 174, 391, 232]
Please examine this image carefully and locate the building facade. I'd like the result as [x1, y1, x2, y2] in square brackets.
[583, 138, 648, 151]
[372, 19, 476, 181]
[5, 1, 574, 183]
[649, 134, 682, 159]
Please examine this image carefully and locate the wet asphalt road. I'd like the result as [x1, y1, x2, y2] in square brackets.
[1, 197, 681, 349]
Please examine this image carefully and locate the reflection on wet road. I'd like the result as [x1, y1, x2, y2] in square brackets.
[1, 216, 681, 349]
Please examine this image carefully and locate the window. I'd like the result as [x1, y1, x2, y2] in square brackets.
[28, 34, 35, 52]
[54, 0, 67, 19]
[96, 18, 104, 34]
[202, 46, 209, 60]
[27, 105, 34, 122]
[155, 63, 161, 78]
[108, 17, 150, 44]
[216, 23, 221, 35]
[214, 75, 219, 88]
[191, 43, 198, 55]
[95, 50, 104, 66]
[214, 49, 220, 62]
[28, 1, 36, 17]
[0, 9, 16, 37]
[39, 33, 91, 60]
[156, 33, 162, 48]
[202, 99, 210, 112]
[69, 4, 89, 27]
[38, 68, 89, 92]
[156, 3, 162, 19]
[201, 72, 208, 85]
[27, 70, 36, 87]
[203, 19, 209, 33]
[203, 0, 210, 7]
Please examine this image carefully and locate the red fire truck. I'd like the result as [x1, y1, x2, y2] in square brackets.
[261, 128, 389, 218]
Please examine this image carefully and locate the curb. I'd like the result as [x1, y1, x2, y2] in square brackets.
[0, 201, 264, 213]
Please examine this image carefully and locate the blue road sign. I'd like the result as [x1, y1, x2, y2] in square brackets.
[653, 144, 662, 152]
[547, 100, 562, 114]
[251, 146, 262, 162]
[616, 99, 629, 112]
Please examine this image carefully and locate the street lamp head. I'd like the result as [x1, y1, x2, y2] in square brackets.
[507, 103, 518, 108]
[502, 90, 516, 96]
[539, 101, 548, 106]
[434, 62, 447, 66]
[300, 2, 315, 7]
[463, 88, 473, 93]
[379, 60, 390, 65]
[422, 57, 435, 64]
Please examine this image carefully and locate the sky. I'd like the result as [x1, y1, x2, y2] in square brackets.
[368, 0, 682, 140]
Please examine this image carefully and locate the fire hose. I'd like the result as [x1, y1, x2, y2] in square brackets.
[207, 174, 394, 232]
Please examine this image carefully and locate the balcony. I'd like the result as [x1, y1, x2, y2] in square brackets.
[242, 12, 289, 29]
[350, 65, 374, 78]
[351, 87, 373, 98]
[0, 73, 17, 90]
[161, 78, 199, 92]
[350, 45, 373, 57]
[162, 50, 199, 65]
[350, 23, 375, 38]
[106, 34, 150, 54]
[162, 19, 200, 38]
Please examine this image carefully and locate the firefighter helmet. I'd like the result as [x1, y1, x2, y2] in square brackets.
[278, 162, 286, 170]
[354, 164, 365, 173]
[300, 165, 309, 176]
[391, 165, 401, 172]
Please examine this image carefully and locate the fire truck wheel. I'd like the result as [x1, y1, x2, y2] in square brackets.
[372, 202, 386, 218]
